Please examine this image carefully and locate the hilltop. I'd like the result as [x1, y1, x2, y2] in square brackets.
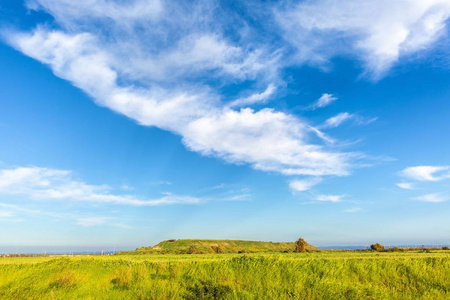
[118, 239, 318, 255]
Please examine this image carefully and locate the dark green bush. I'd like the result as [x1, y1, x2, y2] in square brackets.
[184, 280, 231, 300]
[388, 247, 404, 252]
[370, 243, 385, 252]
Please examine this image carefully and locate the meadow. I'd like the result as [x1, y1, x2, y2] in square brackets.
[0, 251, 449, 299]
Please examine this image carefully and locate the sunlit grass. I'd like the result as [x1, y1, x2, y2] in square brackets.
[1, 251, 449, 299]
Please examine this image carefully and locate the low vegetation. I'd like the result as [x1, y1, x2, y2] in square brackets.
[0, 251, 449, 299]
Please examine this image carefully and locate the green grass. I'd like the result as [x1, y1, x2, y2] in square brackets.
[0, 251, 449, 299]
[124, 238, 317, 254]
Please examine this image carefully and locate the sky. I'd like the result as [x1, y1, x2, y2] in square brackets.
[0, 0, 450, 251]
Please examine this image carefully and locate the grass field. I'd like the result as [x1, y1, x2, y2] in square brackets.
[1, 251, 449, 299]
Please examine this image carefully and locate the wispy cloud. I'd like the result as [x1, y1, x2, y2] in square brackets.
[0, 166, 201, 206]
[76, 217, 111, 227]
[229, 84, 276, 107]
[0, 202, 121, 227]
[396, 182, 415, 190]
[276, 0, 450, 79]
[343, 207, 361, 213]
[2, 1, 359, 180]
[310, 93, 337, 110]
[399, 166, 450, 182]
[225, 194, 252, 201]
[3, 0, 447, 185]
[0, 210, 14, 218]
[316, 194, 343, 202]
[320, 112, 378, 129]
[321, 112, 353, 128]
[151, 181, 172, 186]
[414, 193, 448, 203]
[200, 183, 252, 202]
[289, 177, 322, 192]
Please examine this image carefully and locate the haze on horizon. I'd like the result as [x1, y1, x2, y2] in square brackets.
[0, 0, 450, 250]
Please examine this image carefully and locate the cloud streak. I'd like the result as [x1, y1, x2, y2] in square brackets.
[396, 182, 415, 190]
[414, 193, 448, 203]
[0, 166, 201, 206]
[0, 202, 129, 227]
[400, 166, 450, 181]
[289, 177, 322, 192]
[316, 194, 343, 202]
[310, 93, 337, 110]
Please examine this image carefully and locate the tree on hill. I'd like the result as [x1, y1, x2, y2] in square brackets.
[295, 238, 308, 253]
[370, 243, 385, 251]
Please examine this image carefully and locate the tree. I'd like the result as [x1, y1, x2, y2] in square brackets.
[370, 243, 385, 252]
[295, 238, 308, 253]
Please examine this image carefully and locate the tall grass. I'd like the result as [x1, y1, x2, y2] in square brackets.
[0, 252, 449, 299]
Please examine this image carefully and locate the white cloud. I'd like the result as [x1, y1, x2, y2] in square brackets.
[226, 194, 252, 201]
[400, 166, 450, 181]
[396, 182, 415, 189]
[414, 193, 448, 203]
[182, 108, 353, 176]
[76, 217, 110, 227]
[0, 211, 14, 218]
[229, 84, 276, 107]
[0, 202, 124, 227]
[151, 181, 172, 186]
[319, 112, 377, 129]
[289, 177, 322, 192]
[9, 1, 418, 182]
[343, 207, 361, 213]
[316, 194, 343, 202]
[277, 0, 450, 78]
[3, 20, 356, 178]
[26, 0, 164, 25]
[321, 112, 353, 128]
[310, 93, 337, 109]
[0, 166, 201, 206]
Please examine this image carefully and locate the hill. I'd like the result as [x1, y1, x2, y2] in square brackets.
[119, 239, 318, 254]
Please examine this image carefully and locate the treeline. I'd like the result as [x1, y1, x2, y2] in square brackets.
[0, 254, 48, 258]
[370, 243, 450, 252]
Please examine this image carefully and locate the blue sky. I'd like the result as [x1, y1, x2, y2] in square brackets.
[1, 0, 450, 250]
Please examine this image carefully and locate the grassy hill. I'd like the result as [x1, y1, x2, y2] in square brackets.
[119, 239, 318, 255]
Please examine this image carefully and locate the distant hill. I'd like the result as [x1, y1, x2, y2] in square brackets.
[119, 239, 318, 255]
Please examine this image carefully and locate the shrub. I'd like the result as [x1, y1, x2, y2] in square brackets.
[185, 280, 232, 300]
[442, 246, 449, 250]
[388, 247, 404, 252]
[295, 238, 308, 253]
[370, 243, 385, 252]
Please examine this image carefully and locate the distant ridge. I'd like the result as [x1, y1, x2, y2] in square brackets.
[119, 239, 318, 254]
